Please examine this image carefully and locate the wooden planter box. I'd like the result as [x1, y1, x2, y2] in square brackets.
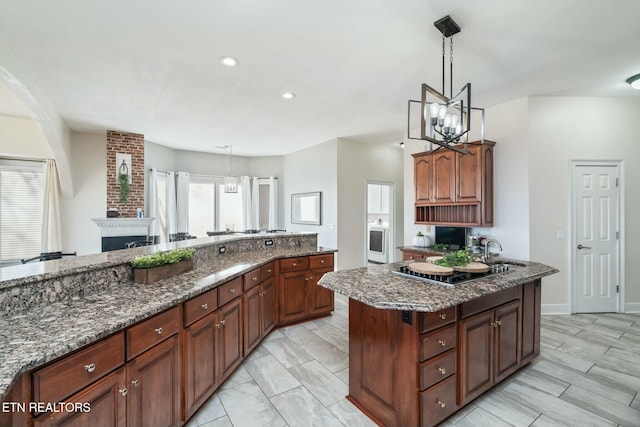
[133, 259, 193, 284]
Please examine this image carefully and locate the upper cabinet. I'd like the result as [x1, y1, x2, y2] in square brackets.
[412, 141, 495, 226]
[367, 184, 390, 214]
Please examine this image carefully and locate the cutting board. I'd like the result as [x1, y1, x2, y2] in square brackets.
[408, 262, 454, 276]
[453, 262, 490, 273]
[425, 256, 443, 264]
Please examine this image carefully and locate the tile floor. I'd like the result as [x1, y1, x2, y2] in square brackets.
[185, 294, 640, 427]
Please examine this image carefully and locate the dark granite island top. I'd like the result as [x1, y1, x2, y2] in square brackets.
[317, 258, 558, 312]
[0, 232, 334, 401]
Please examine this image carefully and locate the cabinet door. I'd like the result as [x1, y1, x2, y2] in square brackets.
[456, 144, 482, 203]
[432, 150, 456, 203]
[308, 268, 334, 317]
[127, 335, 180, 427]
[243, 285, 263, 355]
[521, 280, 541, 363]
[495, 300, 521, 382]
[33, 368, 126, 427]
[183, 313, 218, 421]
[217, 298, 243, 382]
[459, 310, 494, 405]
[278, 270, 308, 324]
[261, 277, 276, 336]
[414, 154, 434, 203]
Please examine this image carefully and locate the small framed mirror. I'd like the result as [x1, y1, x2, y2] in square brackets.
[291, 192, 321, 225]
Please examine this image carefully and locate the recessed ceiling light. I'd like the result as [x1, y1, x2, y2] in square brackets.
[219, 56, 238, 67]
[282, 92, 296, 100]
[626, 73, 640, 90]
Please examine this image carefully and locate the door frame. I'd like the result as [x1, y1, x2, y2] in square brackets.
[569, 160, 625, 313]
[364, 180, 396, 264]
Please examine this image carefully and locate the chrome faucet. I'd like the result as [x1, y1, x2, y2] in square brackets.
[482, 239, 503, 263]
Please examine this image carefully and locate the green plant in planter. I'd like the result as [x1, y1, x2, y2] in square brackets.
[118, 172, 130, 204]
[416, 231, 424, 237]
[131, 248, 195, 269]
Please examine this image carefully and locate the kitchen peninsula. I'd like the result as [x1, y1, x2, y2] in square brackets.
[318, 259, 558, 427]
[0, 232, 335, 427]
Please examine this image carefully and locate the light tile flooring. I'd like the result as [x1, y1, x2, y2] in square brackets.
[185, 294, 640, 427]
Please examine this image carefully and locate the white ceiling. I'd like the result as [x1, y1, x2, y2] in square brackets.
[1, 0, 639, 156]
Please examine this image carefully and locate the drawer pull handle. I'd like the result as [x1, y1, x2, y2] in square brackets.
[439, 313, 446, 320]
[492, 320, 502, 328]
[229, 288, 236, 294]
[267, 269, 272, 273]
[119, 388, 128, 397]
[438, 367, 447, 375]
[131, 379, 140, 387]
[202, 303, 208, 310]
[438, 339, 446, 347]
[155, 327, 163, 335]
[84, 363, 96, 373]
[217, 320, 226, 329]
[437, 399, 446, 408]
[252, 277, 258, 281]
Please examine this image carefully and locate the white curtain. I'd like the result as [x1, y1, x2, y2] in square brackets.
[252, 177, 260, 230]
[41, 159, 61, 255]
[148, 168, 160, 243]
[166, 171, 177, 241]
[240, 176, 252, 231]
[268, 176, 278, 231]
[176, 172, 190, 238]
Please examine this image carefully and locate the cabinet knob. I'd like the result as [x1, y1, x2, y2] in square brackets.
[305, 277, 309, 281]
[131, 379, 140, 387]
[320, 259, 325, 263]
[119, 388, 128, 397]
[216, 319, 226, 329]
[84, 363, 96, 373]
[229, 288, 236, 294]
[438, 339, 446, 347]
[492, 320, 502, 328]
[201, 303, 208, 310]
[439, 313, 446, 320]
[438, 367, 447, 375]
[437, 399, 446, 408]
[155, 327, 163, 335]
[293, 263, 297, 267]
[267, 269, 272, 273]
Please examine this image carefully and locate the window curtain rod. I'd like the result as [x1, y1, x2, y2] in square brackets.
[0, 156, 46, 163]
[150, 168, 276, 180]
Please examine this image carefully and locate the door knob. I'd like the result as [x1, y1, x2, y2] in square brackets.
[577, 244, 591, 250]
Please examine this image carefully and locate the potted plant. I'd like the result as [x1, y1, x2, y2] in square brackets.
[118, 160, 130, 204]
[412, 231, 431, 248]
[131, 248, 195, 284]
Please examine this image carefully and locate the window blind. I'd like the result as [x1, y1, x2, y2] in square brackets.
[0, 160, 45, 261]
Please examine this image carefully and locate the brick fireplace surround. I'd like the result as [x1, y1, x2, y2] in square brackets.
[106, 130, 144, 218]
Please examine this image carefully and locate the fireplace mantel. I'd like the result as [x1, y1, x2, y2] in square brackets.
[92, 217, 154, 237]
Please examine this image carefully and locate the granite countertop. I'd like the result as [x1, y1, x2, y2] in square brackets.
[0, 245, 335, 401]
[318, 258, 558, 312]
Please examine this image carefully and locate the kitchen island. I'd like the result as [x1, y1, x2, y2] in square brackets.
[318, 259, 558, 427]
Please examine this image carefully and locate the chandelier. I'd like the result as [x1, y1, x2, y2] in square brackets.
[220, 145, 238, 193]
[407, 15, 485, 154]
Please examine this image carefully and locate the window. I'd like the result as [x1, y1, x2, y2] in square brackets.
[0, 159, 45, 262]
[217, 183, 243, 232]
[188, 177, 216, 238]
[156, 173, 168, 243]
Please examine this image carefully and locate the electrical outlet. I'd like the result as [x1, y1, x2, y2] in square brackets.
[264, 239, 274, 247]
[218, 246, 226, 254]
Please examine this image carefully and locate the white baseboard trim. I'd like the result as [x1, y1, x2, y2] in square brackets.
[541, 304, 571, 315]
[624, 303, 640, 313]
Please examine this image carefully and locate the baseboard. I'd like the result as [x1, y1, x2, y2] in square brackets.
[541, 304, 571, 315]
[624, 303, 640, 313]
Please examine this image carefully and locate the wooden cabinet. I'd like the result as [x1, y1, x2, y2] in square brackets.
[413, 140, 495, 226]
[401, 250, 439, 261]
[458, 299, 521, 405]
[521, 280, 542, 363]
[278, 254, 334, 325]
[243, 264, 276, 355]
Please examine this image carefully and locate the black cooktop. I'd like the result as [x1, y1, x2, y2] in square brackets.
[392, 263, 509, 286]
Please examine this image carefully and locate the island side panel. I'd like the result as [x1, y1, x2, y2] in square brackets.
[348, 299, 418, 427]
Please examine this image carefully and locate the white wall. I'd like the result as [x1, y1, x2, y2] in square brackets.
[337, 138, 404, 270]
[0, 116, 53, 159]
[60, 131, 106, 255]
[283, 139, 338, 253]
[528, 96, 640, 311]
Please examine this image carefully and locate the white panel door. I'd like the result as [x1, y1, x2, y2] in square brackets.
[574, 165, 619, 313]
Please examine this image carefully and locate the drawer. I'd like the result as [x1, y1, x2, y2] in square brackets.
[419, 349, 456, 390]
[243, 268, 262, 291]
[126, 306, 180, 360]
[261, 262, 275, 280]
[460, 285, 521, 319]
[184, 288, 218, 326]
[280, 256, 309, 272]
[309, 254, 334, 269]
[33, 332, 124, 405]
[218, 276, 242, 306]
[420, 324, 456, 361]
[419, 306, 456, 334]
[420, 375, 458, 427]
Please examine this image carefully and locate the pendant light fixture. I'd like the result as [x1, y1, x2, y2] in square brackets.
[407, 15, 485, 154]
[220, 145, 238, 193]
